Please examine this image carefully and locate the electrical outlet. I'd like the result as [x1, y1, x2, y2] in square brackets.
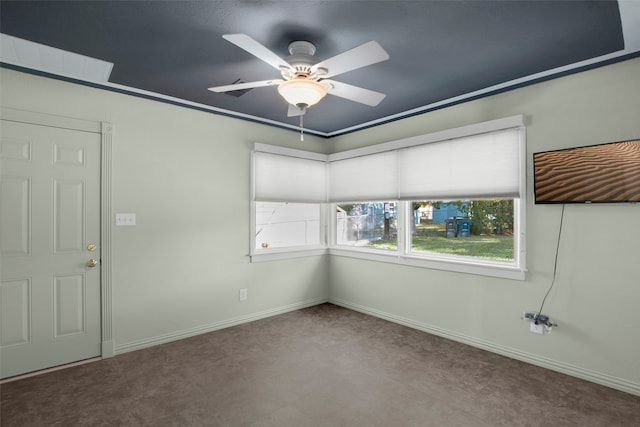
[239, 288, 247, 301]
[529, 322, 545, 335]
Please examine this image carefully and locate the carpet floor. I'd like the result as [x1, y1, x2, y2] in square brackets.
[1, 303, 638, 426]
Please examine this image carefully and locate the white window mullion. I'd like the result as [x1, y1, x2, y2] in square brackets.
[396, 201, 408, 259]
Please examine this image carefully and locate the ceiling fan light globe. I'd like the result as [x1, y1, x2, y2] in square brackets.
[277, 78, 327, 108]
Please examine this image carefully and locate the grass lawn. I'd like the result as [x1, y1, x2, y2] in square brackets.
[369, 222, 514, 260]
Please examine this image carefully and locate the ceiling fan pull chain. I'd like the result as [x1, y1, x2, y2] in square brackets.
[300, 114, 304, 141]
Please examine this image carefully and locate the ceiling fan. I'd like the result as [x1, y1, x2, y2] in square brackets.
[207, 34, 390, 118]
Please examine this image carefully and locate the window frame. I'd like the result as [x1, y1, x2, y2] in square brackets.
[401, 198, 524, 278]
[250, 116, 527, 279]
[326, 116, 526, 280]
[328, 199, 524, 280]
[250, 143, 329, 263]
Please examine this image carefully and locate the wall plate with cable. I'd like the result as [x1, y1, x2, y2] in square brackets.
[529, 322, 545, 335]
[523, 311, 557, 334]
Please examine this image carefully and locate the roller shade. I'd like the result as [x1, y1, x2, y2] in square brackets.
[253, 122, 522, 204]
[328, 151, 398, 202]
[398, 129, 521, 199]
[254, 151, 327, 202]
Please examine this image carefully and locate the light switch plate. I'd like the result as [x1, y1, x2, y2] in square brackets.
[115, 213, 136, 226]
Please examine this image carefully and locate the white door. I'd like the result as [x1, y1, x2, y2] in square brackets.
[1, 119, 101, 379]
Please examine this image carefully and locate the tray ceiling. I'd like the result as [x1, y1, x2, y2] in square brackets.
[1, 1, 639, 137]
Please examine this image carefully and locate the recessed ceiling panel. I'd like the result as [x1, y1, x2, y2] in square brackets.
[0, 1, 634, 136]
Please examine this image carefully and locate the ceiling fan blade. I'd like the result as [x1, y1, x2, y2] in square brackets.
[287, 104, 306, 117]
[208, 79, 283, 93]
[311, 41, 389, 78]
[223, 34, 292, 72]
[324, 80, 386, 106]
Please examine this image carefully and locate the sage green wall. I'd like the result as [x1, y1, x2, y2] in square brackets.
[0, 68, 330, 352]
[327, 58, 640, 394]
[2, 56, 639, 393]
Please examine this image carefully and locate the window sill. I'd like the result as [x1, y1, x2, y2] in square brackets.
[328, 247, 525, 280]
[250, 246, 526, 280]
[250, 247, 328, 263]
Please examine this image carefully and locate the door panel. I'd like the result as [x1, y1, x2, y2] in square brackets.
[1, 120, 101, 379]
[0, 279, 30, 346]
[54, 179, 85, 252]
[0, 176, 30, 256]
[54, 273, 86, 337]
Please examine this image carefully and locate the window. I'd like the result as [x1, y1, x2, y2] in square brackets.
[251, 144, 327, 261]
[255, 202, 321, 250]
[334, 199, 517, 262]
[327, 116, 526, 279]
[336, 202, 397, 250]
[251, 116, 526, 279]
[408, 199, 515, 261]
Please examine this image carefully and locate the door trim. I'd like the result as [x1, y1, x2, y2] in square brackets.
[100, 122, 114, 357]
[1, 107, 114, 359]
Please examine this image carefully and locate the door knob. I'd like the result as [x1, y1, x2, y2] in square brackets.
[87, 259, 98, 268]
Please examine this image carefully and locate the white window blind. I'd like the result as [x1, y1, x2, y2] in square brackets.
[398, 129, 522, 199]
[253, 150, 327, 202]
[253, 120, 521, 203]
[328, 151, 398, 202]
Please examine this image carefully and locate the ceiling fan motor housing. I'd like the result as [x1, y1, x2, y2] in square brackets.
[284, 41, 318, 77]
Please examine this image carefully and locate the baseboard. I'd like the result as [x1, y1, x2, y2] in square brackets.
[101, 340, 114, 358]
[114, 297, 328, 355]
[329, 297, 640, 397]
